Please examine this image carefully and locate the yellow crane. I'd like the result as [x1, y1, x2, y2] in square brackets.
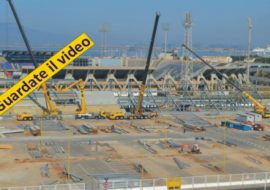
[16, 85, 61, 120]
[242, 91, 270, 118]
[183, 44, 270, 118]
[106, 13, 160, 120]
[135, 13, 159, 118]
[41, 84, 62, 118]
[8, 0, 61, 120]
[56, 79, 102, 119]
[56, 79, 86, 114]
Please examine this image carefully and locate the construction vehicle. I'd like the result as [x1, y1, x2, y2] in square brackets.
[244, 121, 265, 131]
[179, 144, 201, 154]
[107, 112, 126, 120]
[183, 44, 270, 118]
[107, 111, 157, 120]
[8, 0, 62, 120]
[191, 144, 201, 153]
[107, 13, 160, 120]
[252, 123, 265, 131]
[242, 91, 270, 118]
[17, 112, 33, 121]
[75, 113, 101, 120]
[99, 111, 107, 119]
[56, 79, 104, 119]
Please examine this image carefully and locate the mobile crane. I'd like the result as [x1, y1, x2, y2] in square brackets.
[182, 44, 270, 118]
[8, 0, 62, 120]
[107, 12, 159, 120]
[56, 79, 102, 119]
[134, 12, 159, 118]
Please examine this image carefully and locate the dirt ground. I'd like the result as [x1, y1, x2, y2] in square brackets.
[0, 112, 270, 187]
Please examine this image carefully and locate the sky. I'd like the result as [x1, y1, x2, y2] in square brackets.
[0, 0, 270, 49]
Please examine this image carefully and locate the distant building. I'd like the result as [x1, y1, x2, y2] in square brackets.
[158, 52, 179, 60]
[252, 44, 270, 58]
[201, 56, 233, 64]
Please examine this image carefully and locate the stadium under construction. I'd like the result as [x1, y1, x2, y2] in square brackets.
[1, 1, 270, 190]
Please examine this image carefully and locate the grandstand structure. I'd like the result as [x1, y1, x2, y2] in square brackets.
[0, 50, 258, 111]
[0, 50, 251, 92]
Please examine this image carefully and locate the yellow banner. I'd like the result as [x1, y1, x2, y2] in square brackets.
[0, 33, 94, 115]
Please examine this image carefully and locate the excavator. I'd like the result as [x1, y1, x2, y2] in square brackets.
[8, 0, 62, 121]
[182, 44, 270, 118]
[106, 12, 160, 120]
[55, 79, 103, 119]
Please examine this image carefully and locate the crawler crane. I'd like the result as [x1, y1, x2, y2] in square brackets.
[8, 0, 61, 120]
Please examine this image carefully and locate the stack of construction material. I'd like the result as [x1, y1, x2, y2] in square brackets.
[76, 124, 98, 134]
[29, 125, 41, 136]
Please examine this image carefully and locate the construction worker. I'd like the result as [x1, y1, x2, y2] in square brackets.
[88, 138, 92, 145]
[111, 125, 115, 132]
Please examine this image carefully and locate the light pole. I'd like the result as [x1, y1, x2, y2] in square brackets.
[255, 65, 261, 88]
[162, 23, 169, 53]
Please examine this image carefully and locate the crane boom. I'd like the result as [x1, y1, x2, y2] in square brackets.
[56, 79, 86, 114]
[28, 95, 50, 115]
[8, 0, 60, 118]
[136, 12, 160, 114]
[182, 44, 270, 118]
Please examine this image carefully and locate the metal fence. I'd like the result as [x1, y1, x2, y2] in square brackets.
[1, 172, 270, 190]
[93, 172, 270, 190]
[1, 183, 85, 190]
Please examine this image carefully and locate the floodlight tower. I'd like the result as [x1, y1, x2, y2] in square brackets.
[247, 17, 253, 83]
[181, 12, 193, 89]
[99, 23, 108, 56]
[162, 23, 170, 53]
[247, 17, 253, 60]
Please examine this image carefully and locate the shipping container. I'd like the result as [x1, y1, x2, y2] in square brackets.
[223, 120, 253, 131]
[245, 112, 262, 122]
[236, 113, 254, 123]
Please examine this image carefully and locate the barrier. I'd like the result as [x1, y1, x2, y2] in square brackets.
[1, 183, 85, 190]
[2, 172, 270, 190]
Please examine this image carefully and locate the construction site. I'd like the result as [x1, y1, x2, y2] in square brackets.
[0, 0, 270, 190]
